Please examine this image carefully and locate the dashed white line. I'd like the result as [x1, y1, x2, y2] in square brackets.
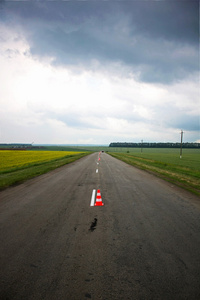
[90, 189, 96, 206]
[96, 169, 98, 173]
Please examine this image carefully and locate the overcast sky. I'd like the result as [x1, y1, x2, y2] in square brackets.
[0, 1, 199, 144]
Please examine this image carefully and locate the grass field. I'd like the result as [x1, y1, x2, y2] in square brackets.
[1, 147, 199, 195]
[0, 150, 89, 189]
[108, 148, 200, 196]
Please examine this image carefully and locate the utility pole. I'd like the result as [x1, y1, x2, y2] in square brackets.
[180, 130, 183, 158]
[141, 139, 143, 153]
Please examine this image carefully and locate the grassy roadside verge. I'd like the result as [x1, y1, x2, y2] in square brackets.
[108, 152, 200, 196]
[0, 152, 90, 190]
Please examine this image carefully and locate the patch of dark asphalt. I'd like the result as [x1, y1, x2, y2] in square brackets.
[89, 218, 97, 232]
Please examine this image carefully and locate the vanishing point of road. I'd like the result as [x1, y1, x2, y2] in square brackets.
[0, 152, 200, 299]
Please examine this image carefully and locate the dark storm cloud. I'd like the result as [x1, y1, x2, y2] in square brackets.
[0, 1, 198, 83]
[167, 114, 200, 132]
[125, 1, 198, 44]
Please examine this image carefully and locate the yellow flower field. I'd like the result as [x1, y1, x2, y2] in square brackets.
[0, 150, 82, 173]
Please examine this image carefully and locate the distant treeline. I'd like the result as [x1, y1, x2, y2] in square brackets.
[109, 142, 200, 148]
[0, 144, 44, 150]
[0, 143, 32, 149]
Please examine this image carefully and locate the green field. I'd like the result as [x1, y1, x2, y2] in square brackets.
[108, 148, 200, 196]
[0, 150, 89, 190]
[1, 147, 199, 195]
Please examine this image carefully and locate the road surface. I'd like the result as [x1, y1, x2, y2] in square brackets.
[0, 152, 200, 299]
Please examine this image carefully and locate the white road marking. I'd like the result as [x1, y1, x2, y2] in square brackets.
[90, 189, 96, 206]
[96, 169, 98, 173]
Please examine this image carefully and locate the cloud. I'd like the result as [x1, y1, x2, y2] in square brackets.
[0, 1, 198, 84]
[0, 33, 198, 143]
[0, 1, 199, 144]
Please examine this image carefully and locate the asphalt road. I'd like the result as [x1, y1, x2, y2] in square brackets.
[0, 152, 200, 300]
